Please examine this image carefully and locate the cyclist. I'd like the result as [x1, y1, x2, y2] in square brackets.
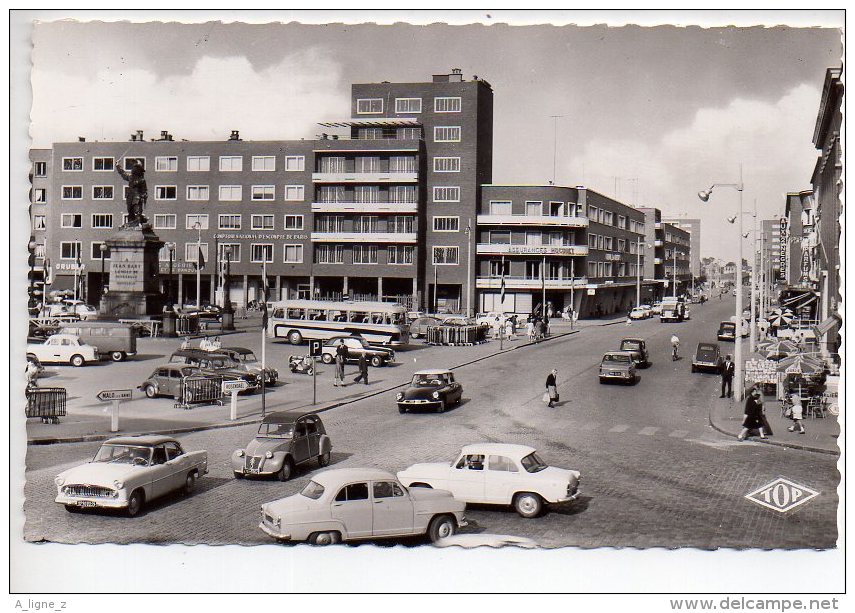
[670, 334, 680, 361]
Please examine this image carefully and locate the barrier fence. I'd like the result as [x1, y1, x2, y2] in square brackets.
[175, 315, 200, 336]
[175, 375, 224, 409]
[26, 386, 67, 423]
[425, 325, 489, 346]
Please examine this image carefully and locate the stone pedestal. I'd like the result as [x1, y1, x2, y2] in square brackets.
[100, 224, 165, 317]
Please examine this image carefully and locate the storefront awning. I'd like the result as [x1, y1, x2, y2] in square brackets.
[811, 313, 842, 338]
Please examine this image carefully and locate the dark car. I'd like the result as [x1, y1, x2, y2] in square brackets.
[168, 349, 260, 391]
[231, 411, 333, 481]
[397, 369, 463, 414]
[692, 342, 723, 373]
[619, 338, 650, 368]
[219, 346, 278, 385]
[139, 364, 205, 399]
[409, 316, 442, 339]
[717, 321, 736, 341]
[320, 336, 394, 367]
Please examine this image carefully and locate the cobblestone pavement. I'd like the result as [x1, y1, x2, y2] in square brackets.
[22, 299, 839, 549]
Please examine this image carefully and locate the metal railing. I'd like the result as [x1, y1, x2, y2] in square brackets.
[175, 375, 224, 409]
[26, 386, 67, 423]
[425, 324, 488, 346]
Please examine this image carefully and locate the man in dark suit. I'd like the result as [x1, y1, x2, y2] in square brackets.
[720, 354, 735, 398]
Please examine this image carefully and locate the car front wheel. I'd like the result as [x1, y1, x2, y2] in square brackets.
[277, 458, 293, 482]
[127, 490, 144, 517]
[514, 492, 543, 518]
[371, 355, 383, 368]
[111, 351, 125, 362]
[288, 331, 303, 345]
[321, 353, 333, 364]
[184, 472, 197, 495]
[70, 354, 85, 367]
[310, 531, 340, 546]
[144, 385, 157, 398]
[427, 515, 456, 542]
[318, 451, 331, 467]
[437, 399, 446, 413]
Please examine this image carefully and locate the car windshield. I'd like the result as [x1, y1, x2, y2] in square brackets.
[234, 351, 257, 363]
[257, 423, 294, 438]
[698, 344, 717, 352]
[603, 354, 631, 364]
[520, 452, 548, 473]
[92, 444, 152, 465]
[412, 374, 447, 387]
[300, 481, 325, 500]
[621, 340, 642, 350]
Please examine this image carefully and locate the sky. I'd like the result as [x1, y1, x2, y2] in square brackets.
[29, 17, 842, 261]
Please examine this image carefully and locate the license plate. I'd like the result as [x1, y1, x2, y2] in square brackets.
[245, 468, 259, 474]
[76, 500, 96, 507]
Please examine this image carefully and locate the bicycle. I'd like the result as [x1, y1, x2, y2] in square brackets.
[671, 343, 680, 361]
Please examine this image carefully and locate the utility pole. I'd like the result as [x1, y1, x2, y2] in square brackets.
[749, 199, 758, 354]
[465, 220, 472, 317]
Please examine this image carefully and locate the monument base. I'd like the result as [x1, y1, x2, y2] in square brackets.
[100, 291, 164, 318]
[99, 223, 165, 318]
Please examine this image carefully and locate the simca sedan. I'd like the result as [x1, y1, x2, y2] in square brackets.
[219, 346, 278, 385]
[320, 336, 394, 367]
[619, 338, 650, 367]
[232, 411, 332, 481]
[27, 333, 99, 367]
[692, 342, 723, 373]
[259, 468, 466, 545]
[397, 369, 463, 413]
[397, 443, 581, 518]
[139, 364, 205, 399]
[599, 351, 638, 384]
[54, 435, 208, 516]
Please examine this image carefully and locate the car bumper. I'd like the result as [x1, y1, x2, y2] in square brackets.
[553, 490, 581, 504]
[398, 399, 443, 409]
[55, 494, 126, 509]
[599, 373, 633, 380]
[258, 522, 291, 541]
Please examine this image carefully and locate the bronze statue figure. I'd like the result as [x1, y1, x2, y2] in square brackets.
[115, 160, 148, 226]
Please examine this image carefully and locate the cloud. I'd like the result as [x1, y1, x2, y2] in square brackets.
[30, 49, 348, 145]
[568, 84, 822, 261]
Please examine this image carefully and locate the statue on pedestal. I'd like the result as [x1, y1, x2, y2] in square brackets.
[115, 161, 148, 226]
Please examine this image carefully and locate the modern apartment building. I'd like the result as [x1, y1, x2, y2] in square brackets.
[661, 217, 701, 278]
[28, 149, 50, 298]
[637, 208, 692, 299]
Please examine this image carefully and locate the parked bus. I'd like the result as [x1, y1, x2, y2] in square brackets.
[268, 300, 409, 347]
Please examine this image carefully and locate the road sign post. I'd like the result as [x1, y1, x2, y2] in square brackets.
[96, 389, 132, 432]
[309, 340, 323, 406]
[221, 380, 249, 420]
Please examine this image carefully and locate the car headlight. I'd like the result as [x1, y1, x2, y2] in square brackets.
[265, 450, 274, 459]
[396, 392, 404, 400]
[237, 449, 245, 457]
[113, 480, 124, 489]
[54, 476, 64, 486]
[431, 391, 440, 400]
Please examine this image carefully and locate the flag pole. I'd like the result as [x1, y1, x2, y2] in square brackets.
[261, 260, 268, 418]
[499, 254, 505, 351]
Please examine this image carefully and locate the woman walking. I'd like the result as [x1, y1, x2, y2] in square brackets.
[544, 369, 559, 408]
[738, 386, 767, 441]
[786, 393, 806, 434]
[333, 339, 348, 387]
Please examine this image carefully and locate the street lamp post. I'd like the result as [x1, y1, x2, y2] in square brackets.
[465, 220, 472, 317]
[194, 222, 202, 308]
[698, 165, 745, 401]
[100, 243, 108, 296]
[749, 199, 758, 354]
[166, 242, 176, 309]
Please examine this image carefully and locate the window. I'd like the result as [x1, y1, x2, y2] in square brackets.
[434, 96, 462, 113]
[92, 157, 114, 171]
[284, 185, 304, 201]
[33, 188, 46, 203]
[318, 156, 345, 173]
[455, 454, 485, 470]
[352, 245, 378, 264]
[397, 127, 421, 139]
[617, 238, 626, 251]
[185, 243, 209, 263]
[185, 214, 209, 230]
[603, 211, 613, 226]
[489, 200, 512, 215]
[92, 186, 114, 200]
[219, 156, 243, 171]
[283, 244, 303, 263]
[251, 215, 275, 230]
[61, 186, 82, 200]
[251, 244, 274, 263]
[490, 259, 510, 277]
[251, 185, 275, 201]
[33, 161, 47, 177]
[389, 156, 416, 172]
[219, 185, 243, 201]
[32, 215, 46, 230]
[433, 186, 460, 202]
[433, 246, 459, 265]
[155, 156, 178, 171]
[34, 243, 45, 258]
[604, 236, 613, 250]
[356, 98, 383, 114]
[218, 214, 241, 230]
[588, 234, 597, 249]
[373, 481, 405, 498]
[388, 245, 414, 265]
[597, 235, 604, 250]
[489, 231, 511, 244]
[123, 157, 145, 170]
[155, 185, 177, 200]
[357, 128, 384, 139]
[62, 157, 83, 171]
[317, 185, 345, 203]
[433, 216, 459, 232]
[390, 185, 416, 203]
[218, 243, 241, 263]
[390, 216, 414, 233]
[335, 482, 370, 502]
[314, 245, 344, 264]
[587, 261, 597, 277]
[251, 156, 276, 171]
[153, 214, 177, 230]
[315, 215, 344, 233]
[604, 262, 613, 276]
[61, 214, 82, 228]
[91, 242, 111, 259]
[284, 156, 305, 172]
[187, 156, 210, 172]
[354, 186, 380, 203]
[395, 98, 422, 113]
[433, 157, 461, 172]
[526, 231, 542, 246]
[186, 185, 210, 201]
[526, 201, 543, 216]
[488, 455, 519, 472]
[355, 216, 378, 233]
[92, 214, 113, 229]
[60, 242, 82, 260]
[283, 215, 303, 230]
[434, 126, 461, 142]
[618, 215, 626, 229]
[356, 156, 380, 173]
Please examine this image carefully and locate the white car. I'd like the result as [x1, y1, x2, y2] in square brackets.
[476, 312, 507, 327]
[62, 300, 98, 320]
[650, 302, 663, 315]
[26, 333, 99, 367]
[397, 443, 581, 518]
[628, 307, 649, 320]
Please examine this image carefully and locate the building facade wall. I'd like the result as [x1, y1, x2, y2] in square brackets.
[661, 217, 700, 278]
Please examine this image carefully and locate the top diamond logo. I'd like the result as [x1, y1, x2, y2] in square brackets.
[745, 477, 820, 513]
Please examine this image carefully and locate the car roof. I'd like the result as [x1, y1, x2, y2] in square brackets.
[603, 350, 635, 357]
[459, 443, 537, 459]
[312, 468, 396, 487]
[46, 333, 79, 340]
[698, 342, 719, 349]
[621, 337, 644, 342]
[105, 435, 178, 446]
[171, 349, 232, 358]
[414, 368, 453, 376]
[261, 410, 319, 424]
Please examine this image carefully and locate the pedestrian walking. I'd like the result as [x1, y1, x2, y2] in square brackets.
[625, 313, 633, 326]
[333, 339, 348, 387]
[25, 360, 39, 388]
[505, 318, 514, 340]
[353, 352, 370, 385]
[720, 354, 735, 398]
[526, 320, 535, 342]
[544, 368, 559, 408]
[786, 393, 806, 434]
[738, 387, 767, 441]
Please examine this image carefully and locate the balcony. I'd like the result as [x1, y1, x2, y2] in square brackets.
[312, 201, 418, 214]
[476, 244, 588, 257]
[655, 222, 662, 229]
[476, 214, 588, 228]
[654, 239, 663, 247]
[476, 276, 589, 290]
[311, 232, 417, 244]
[312, 171, 418, 184]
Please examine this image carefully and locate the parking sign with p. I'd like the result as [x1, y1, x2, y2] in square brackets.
[309, 339, 323, 357]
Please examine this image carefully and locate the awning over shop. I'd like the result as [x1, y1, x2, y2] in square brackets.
[317, 118, 422, 128]
[811, 313, 842, 339]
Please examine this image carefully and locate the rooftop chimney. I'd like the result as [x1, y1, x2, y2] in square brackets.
[78, 137, 85, 142]
[229, 130, 241, 141]
[449, 67, 463, 82]
[136, 130, 144, 141]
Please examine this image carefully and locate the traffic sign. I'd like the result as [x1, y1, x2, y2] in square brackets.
[222, 380, 249, 393]
[309, 339, 323, 357]
[97, 389, 132, 402]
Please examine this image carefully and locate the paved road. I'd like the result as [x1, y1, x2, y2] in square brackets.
[23, 299, 838, 548]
